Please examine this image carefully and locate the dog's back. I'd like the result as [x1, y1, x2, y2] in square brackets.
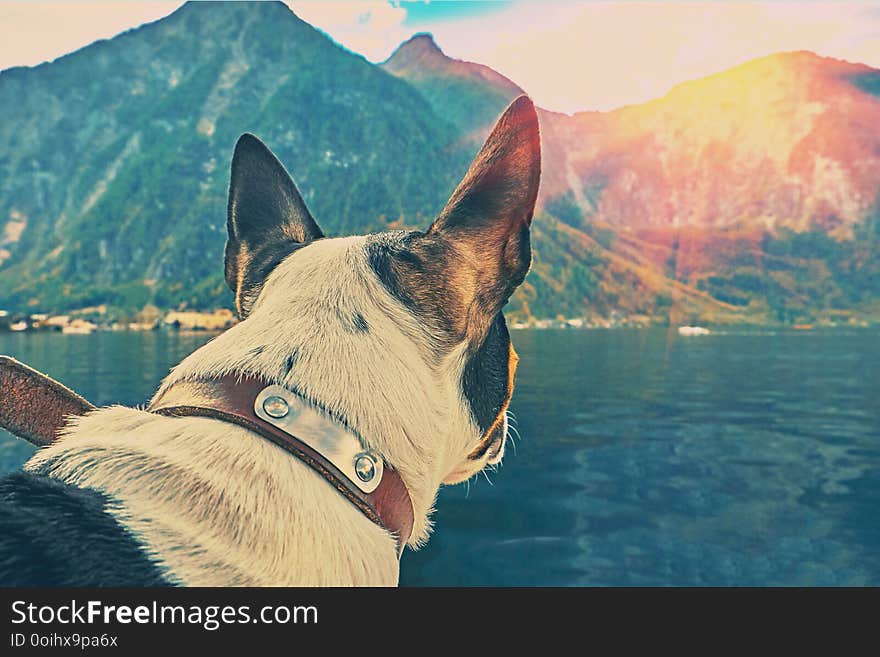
[0, 472, 167, 586]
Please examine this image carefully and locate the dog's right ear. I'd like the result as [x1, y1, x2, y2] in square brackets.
[225, 133, 323, 318]
[427, 95, 540, 335]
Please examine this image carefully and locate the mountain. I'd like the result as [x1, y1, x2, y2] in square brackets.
[383, 38, 880, 324]
[540, 52, 880, 234]
[1, 3, 879, 325]
[0, 1, 464, 312]
[382, 33, 523, 138]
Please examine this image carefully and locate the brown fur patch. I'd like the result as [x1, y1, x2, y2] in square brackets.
[366, 96, 541, 348]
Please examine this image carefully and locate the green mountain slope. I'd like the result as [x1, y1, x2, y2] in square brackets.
[382, 33, 523, 138]
[0, 1, 463, 312]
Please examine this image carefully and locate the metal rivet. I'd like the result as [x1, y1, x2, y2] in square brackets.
[354, 453, 377, 482]
[262, 395, 289, 418]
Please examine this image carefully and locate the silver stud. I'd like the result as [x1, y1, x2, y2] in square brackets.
[262, 395, 289, 418]
[354, 453, 377, 482]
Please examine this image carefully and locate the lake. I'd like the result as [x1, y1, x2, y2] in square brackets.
[1, 328, 878, 586]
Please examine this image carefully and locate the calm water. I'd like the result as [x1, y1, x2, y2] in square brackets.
[1, 328, 878, 586]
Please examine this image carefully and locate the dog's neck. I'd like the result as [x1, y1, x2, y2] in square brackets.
[148, 374, 415, 556]
[154, 238, 478, 550]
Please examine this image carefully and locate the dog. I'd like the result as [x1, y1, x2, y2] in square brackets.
[0, 96, 540, 586]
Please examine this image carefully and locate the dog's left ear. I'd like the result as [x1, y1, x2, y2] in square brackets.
[428, 95, 540, 325]
[225, 133, 324, 318]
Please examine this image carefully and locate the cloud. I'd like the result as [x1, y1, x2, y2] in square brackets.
[289, 1, 408, 61]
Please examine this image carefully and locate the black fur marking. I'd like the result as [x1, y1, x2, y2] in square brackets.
[0, 473, 169, 586]
[345, 312, 369, 334]
[354, 313, 369, 332]
[365, 232, 462, 343]
[365, 232, 422, 314]
[462, 313, 511, 442]
[283, 348, 299, 375]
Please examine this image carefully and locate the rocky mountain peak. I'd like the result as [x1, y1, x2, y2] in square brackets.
[386, 33, 445, 64]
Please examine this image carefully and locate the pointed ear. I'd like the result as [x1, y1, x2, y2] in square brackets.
[428, 95, 540, 319]
[225, 133, 323, 318]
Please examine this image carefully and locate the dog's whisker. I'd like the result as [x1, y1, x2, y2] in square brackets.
[507, 428, 521, 455]
[509, 424, 522, 442]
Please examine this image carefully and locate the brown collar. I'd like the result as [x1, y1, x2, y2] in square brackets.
[0, 356, 95, 447]
[0, 357, 414, 556]
[149, 375, 414, 557]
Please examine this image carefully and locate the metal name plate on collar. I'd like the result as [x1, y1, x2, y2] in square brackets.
[253, 385, 384, 494]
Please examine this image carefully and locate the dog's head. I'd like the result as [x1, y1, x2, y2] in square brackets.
[220, 96, 539, 538]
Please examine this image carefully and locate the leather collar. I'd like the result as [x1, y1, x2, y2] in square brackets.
[0, 355, 95, 447]
[149, 375, 414, 557]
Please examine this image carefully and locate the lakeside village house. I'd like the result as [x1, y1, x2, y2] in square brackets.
[0, 308, 237, 334]
[0, 309, 662, 333]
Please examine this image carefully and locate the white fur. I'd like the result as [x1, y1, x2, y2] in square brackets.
[26, 236, 496, 586]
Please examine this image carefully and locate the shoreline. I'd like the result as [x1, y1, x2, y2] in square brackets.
[1, 322, 876, 336]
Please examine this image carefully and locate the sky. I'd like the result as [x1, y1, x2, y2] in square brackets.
[1, 1, 879, 113]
